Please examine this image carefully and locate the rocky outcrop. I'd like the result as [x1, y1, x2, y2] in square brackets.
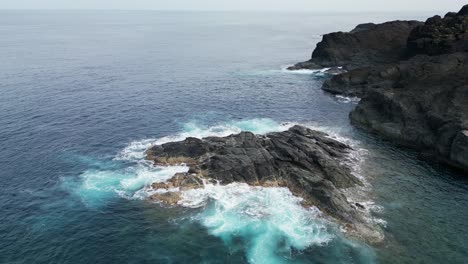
[323, 51, 467, 97]
[318, 5, 468, 171]
[288, 21, 422, 70]
[407, 11, 468, 56]
[322, 66, 377, 97]
[459, 5, 468, 16]
[146, 126, 383, 243]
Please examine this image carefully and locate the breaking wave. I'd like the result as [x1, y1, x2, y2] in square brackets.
[237, 66, 340, 77]
[64, 118, 292, 206]
[62, 117, 379, 262]
[335, 95, 361, 104]
[180, 182, 333, 263]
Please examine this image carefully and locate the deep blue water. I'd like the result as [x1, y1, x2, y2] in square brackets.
[1, 10, 467, 264]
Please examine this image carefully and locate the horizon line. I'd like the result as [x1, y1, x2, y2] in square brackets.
[0, 8, 449, 14]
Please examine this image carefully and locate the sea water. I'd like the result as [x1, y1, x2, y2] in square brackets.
[1, 10, 467, 264]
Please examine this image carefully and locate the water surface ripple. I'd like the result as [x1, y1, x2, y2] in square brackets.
[1, 10, 467, 264]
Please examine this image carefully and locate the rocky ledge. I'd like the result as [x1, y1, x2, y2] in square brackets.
[146, 125, 383, 243]
[292, 5, 468, 171]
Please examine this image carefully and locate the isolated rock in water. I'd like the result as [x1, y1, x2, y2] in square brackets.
[288, 21, 422, 70]
[407, 5, 468, 56]
[146, 125, 383, 243]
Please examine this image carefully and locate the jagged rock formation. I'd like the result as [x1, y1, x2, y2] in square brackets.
[146, 126, 383, 243]
[347, 53, 468, 169]
[288, 21, 422, 70]
[407, 10, 468, 56]
[294, 5, 468, 171]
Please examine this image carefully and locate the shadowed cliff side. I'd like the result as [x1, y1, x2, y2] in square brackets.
[288, 21, 422, 70]
[301, 5, 468, 171]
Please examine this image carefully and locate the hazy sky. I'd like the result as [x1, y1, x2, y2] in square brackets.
[0, 0, 465, 13]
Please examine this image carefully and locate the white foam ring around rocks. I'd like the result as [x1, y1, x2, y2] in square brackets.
[73, 118, 384, 262]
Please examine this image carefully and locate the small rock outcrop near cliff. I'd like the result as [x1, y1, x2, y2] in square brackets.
[307, 5, 468, 171]
[288, 21, 422, 70]
[146, 126, 383, 243]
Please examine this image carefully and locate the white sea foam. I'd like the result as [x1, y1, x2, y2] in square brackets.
[179, 181, 333, 263]
[335, 95, 361, 104]
[241, 66, 341, 77]
[296, 122, 369, 183]
[71, 118, 292, 205]
[88, 118, 371, 204]
[281, 67, 332, 75]
[295, 122, 386, 228]
[69, 118, 382, 261]
[68, 161, 188, 206]
[280, 65, 344, 75]
[116, 118, 293, 162]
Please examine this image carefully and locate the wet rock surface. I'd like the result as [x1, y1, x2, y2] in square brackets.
[146, 126, 383, 243]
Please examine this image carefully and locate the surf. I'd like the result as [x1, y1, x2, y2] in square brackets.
[62, 117, 378, 263]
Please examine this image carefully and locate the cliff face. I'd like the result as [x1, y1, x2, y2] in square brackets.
[293, 5, 468, 171]
[288, 21, 422, 70]
[407, 11, 468, 56]
[347, 53, 468, 170]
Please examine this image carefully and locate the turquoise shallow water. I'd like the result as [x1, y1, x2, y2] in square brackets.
[1, 10, 467, 264]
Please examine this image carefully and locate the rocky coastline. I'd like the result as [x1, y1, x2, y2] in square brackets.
[287, 20, 422, 71]
[142, 6, 468, 248]
[290, 5, 468, 172]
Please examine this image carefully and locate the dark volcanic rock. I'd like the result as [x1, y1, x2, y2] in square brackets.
[322, 66, 381, 97]
[348, 53, 468, 170]
[318, 6, 468, 171]
[323, 52, 466, 97]
[146, 126, 383, 243]
[407, 6, 468, 56]
[288, 21, 422, 70]
[459, 5, 468, 16]
[151, 173, 204, 191]
[323, 51, 468, 170]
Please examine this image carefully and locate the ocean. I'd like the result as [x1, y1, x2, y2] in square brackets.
[1, 10, 467, 263]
